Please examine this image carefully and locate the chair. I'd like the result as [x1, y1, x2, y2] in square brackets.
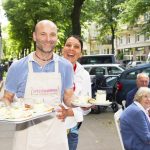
[0, 80, 4, 98]
[114, 109, 125, 150]
[122, 100, 126, 110]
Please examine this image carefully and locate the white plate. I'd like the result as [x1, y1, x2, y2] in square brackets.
[0, 110, 55, 124]
[0, 105, 54, 124]
[89, 100, 112, 106]
[71, 101, 92, 107]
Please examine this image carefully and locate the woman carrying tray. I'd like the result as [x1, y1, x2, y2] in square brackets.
[61, 35, 91, 150]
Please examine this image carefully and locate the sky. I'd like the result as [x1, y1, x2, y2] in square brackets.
[0, 0, 8, 26]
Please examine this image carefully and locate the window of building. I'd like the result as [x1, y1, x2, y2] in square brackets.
[135, 34, 140, 42]
[126, 34, 130, 44]
[119, 36, 123, 44]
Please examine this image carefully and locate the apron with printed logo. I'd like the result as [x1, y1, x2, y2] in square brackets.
[12, 58, 69, 150]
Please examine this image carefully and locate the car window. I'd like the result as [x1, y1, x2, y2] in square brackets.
[84, 67, 91, 72]
[125, 67, 150, 79]
[119, 65, 126, 70]
[128, 62, 132, 65]
[125, 71, 140, 79]
[107, 67, 122, 75]
[136, 62, 142, 65]
[142, 68, 150, 77]
[90, 67, 105, 75]
[78, 55, 115, 64]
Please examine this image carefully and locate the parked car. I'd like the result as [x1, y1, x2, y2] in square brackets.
[121, 60, 131, 68]
[83, 64, 125, 82]
[126, 61, 145, 68]
[115, 63, 150, 105]
[78, 54, 116, 65]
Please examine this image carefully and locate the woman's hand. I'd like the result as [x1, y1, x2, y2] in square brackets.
[56, 105, 68, 122]
[56, 105, 75, 121]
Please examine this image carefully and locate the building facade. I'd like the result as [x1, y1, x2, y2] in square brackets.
[82, 22, 112, 55]
[115, 14, 150, 61]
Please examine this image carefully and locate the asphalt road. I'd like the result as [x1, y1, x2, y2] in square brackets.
[78, 109, 122, 150]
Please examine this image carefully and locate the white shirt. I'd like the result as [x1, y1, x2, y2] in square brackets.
[65, 62, 91, 129]
[134, 101, 150, 122]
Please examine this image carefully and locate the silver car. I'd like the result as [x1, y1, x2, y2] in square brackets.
[83, 64, 125, 81]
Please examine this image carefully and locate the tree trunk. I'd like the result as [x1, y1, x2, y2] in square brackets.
[71, 0, 85, 36]
[111, 26, 115, 54]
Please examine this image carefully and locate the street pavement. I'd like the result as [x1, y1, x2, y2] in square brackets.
[0, 123, 15, 150]
[0, 108, 122, 150]
[78, 109, 122, 150]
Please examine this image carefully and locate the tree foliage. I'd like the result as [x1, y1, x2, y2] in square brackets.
[2, 0, 129, 58]
[119, 0, 150, 24]
[118, 0, 150, 32]
[94, 0, 125, 54]
[2, 0, 73, 58]
[2, 0, 98, 58]
[2, 24, 20, 60]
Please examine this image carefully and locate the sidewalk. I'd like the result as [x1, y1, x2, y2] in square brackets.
[78, 111, 122, 150]
[0, 123, 15, 150]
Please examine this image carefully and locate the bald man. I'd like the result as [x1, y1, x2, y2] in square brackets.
[2, 20, 74, 150]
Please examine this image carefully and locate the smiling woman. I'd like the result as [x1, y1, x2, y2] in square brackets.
[62, 35, 91, 150]
[63, 36, 82, 65]
[120, 87, 150, 150]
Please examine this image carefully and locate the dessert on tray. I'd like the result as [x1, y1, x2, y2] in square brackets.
[89, 90, 112, 105]
[71, 95, 94, 107]
[0, 100, 54, 123]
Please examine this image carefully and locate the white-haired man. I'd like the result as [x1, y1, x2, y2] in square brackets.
[126, 72, 149, 107]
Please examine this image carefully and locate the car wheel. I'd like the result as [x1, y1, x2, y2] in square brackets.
[90, 106, 101, 114]
[111, 102, 118, 112]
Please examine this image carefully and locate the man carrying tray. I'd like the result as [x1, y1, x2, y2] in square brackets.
[1, 20, 74, 150]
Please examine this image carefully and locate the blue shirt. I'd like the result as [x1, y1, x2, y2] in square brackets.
[5, 53, 74, 100]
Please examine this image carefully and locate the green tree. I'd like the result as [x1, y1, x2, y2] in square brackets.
[3, 0, 69, 58]
[118, 0, 150, 31]
[94, 0, 125, 54]
[2, 0, 97, 58]
[4, 0, 136, 57]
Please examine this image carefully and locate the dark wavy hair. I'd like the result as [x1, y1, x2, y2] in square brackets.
[65, 35, 83, 52]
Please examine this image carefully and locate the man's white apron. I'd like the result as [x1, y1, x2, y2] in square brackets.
[12, 59, 69, 150]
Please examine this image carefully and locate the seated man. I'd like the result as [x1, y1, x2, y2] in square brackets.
[126, 72, 149, 107]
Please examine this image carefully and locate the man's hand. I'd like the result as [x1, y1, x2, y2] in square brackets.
[1, 90, 14, 106]
[56, 104, 75, 121]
